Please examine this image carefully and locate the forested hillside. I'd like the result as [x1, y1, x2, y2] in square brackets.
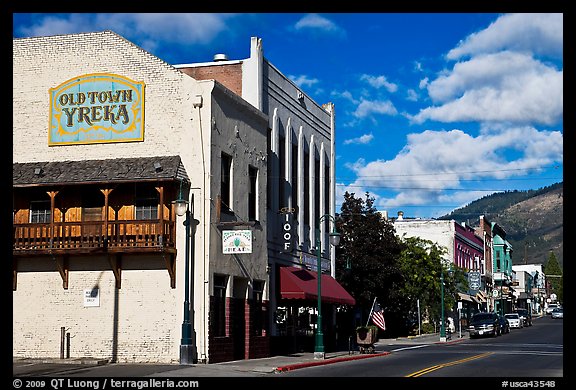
[440, 182, 563, 268]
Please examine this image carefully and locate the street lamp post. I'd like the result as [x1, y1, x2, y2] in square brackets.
[440, 268, 446, 342]
[314, 214, 341, 360]
[440, 265, 454, 342]
[174, 190, 198, 365]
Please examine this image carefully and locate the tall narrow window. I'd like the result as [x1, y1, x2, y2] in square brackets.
[221, 152, 233, 212]
[135, 184, 159, 220]
[213, 274, 227, 337]
[496, 251, 501, 272]
[30, 200, 51, 223]
[314, 158, 320, 231]
[292, 144, 298, 220]
[304, 150, 310, 223]
[266, 128, 272, 210]
[279, 134, 286, 208]
[248, 165, 258, 221]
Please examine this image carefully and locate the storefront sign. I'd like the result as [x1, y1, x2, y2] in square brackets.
[302, 253, 330, 273]
[468, 271, 481, 291]
[49, 73, 145, 145]
[222, 230, 252, 254]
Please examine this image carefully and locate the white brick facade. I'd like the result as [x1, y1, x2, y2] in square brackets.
[13, 31, 269, 363]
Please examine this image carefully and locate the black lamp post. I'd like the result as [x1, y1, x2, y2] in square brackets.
[440, 265, 454, 342]
[173, 190, 198, 364]
[314, 214, 340, 360]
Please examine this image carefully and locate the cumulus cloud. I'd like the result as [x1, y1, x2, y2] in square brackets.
[447, 13, 563, 60]
[289, 75, 320, 88]
[343, 126, 563, 215]
[353, 99, 398, 119]
[410, 52, 563, 125]
[16, 13, 235, 48]
[409, 13, 563, 126]
[343, 133, 374, 145]
[360, 74, 398, 93]
[294, 13, 342, 34]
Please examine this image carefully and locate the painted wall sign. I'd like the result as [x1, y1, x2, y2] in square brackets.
[49, 73, 145, 145]
[222, 230, 252, 254]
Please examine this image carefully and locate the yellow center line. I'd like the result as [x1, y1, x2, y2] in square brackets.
[405, 352, 493, 377]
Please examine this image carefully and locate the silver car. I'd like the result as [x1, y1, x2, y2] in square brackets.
[504, 313, 523, 329]
[551, 307, 563, 319]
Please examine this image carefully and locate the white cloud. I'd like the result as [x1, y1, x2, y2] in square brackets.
[294, 13, 342, 33]
[331, 90, 359, 104]
[16, 13, 236, 48]
[360, 74, 398, 93]
[410, 51, 562, 125]
[447, 13, 563, 60]
[343, 126, 563, 214]
[419, 77, 429, 89]
[353, 99, 398, 119]
[406, 89, 418, 102]
[289, 75, 320, 88]
[343, 133, 374, 145]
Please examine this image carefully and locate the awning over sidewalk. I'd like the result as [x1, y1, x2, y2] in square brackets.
[279, 266, 356, 305]
[458, 292, 474, 302]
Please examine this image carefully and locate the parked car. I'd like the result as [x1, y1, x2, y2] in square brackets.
[551, 307, 563, 319]
[498, 314, 510, 334]
[515, 308, 532, 326]
[546, 303, 560, 315]
[504, 313, 523, 329]
[468, 312, 500, 338]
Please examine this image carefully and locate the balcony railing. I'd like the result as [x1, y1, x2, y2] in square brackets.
[13, 220, 176, 253]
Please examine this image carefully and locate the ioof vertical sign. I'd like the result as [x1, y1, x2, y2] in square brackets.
[281, 212, 293, 253]
[49, 73, 145, 145]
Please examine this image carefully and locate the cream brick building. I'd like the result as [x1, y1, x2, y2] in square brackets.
[13, 30, 269, 363]
[13, 30, 352, 363]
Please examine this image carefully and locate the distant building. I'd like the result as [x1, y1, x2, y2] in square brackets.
[393, 215, 486, 316]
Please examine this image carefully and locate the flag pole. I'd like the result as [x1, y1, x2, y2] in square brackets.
[366, 297, 377, 327]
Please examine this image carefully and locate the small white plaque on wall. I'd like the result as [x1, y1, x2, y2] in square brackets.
[84, 288, 100, 307]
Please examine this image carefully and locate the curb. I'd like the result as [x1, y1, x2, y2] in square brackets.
[275, 351, 391, 372]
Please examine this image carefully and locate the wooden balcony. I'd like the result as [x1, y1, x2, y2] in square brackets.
[13, 219, 176, 256]
[13, 219, 179, 290]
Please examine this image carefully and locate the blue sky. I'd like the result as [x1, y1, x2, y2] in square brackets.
[12, 13, 564, 219]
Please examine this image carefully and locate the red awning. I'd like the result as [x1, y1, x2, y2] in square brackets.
[279, 266, 356, 305]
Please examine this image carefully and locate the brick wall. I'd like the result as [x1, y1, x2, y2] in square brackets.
[12, 258, 179, 362]
[13, 31, 196, 363]
[179, 64, 242, 96]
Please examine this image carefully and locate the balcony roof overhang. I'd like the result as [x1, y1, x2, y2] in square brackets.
[13, 155, 188, 188]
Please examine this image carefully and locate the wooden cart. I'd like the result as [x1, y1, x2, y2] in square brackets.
[356, 326, 377, 354]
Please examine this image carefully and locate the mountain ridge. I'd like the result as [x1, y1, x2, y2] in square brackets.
[439, 182, 563, 268]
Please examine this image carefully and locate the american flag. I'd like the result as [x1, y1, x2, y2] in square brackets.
[370, 300, 386, 331]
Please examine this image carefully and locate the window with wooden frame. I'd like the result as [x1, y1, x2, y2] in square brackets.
[135, 184, 159, 220]
[29, 200, 51, 223]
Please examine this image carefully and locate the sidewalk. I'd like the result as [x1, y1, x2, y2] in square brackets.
[162, 332, 463, 376]
[13, 333, 464, 377]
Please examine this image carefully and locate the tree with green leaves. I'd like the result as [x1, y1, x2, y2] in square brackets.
[396, 236, 467, 333]
[544, 251, 563, 303]
[335, 192, 405, 334]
